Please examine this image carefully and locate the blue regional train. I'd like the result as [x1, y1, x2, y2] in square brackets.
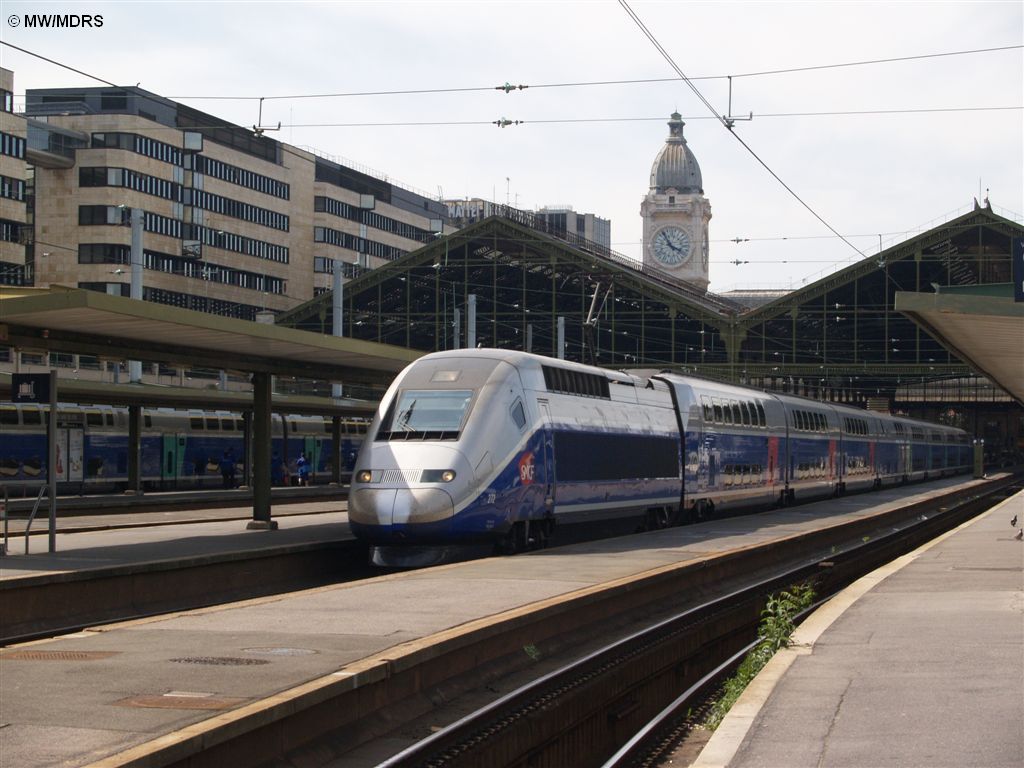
[0, 402, 367, 492]
[349, 350, 971, 564]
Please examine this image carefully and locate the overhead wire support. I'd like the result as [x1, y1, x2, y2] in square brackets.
[617, 0, 867, 259]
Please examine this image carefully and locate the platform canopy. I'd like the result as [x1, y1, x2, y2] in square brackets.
[895, 285, 1024, 406]
[0, 285, 421, 385]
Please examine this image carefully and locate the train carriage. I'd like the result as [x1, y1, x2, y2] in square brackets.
[0, 402, 367, 492]
[349, 349, 972, 565]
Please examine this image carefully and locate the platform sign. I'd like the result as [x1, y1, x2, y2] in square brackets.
[11, 373, 51, 404]
[1013, 237, 1023, 303]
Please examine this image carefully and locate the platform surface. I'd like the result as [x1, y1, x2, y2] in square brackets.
[698, 488, 1024, 768]
[0, 476, 1013, 768]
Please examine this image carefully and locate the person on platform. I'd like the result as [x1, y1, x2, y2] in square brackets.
[271, 451, 284, 486]
[296, 453, 310, 486]
[219, 450, 236, 489]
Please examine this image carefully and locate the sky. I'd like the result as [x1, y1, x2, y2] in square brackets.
[1, 0, 1021, 293]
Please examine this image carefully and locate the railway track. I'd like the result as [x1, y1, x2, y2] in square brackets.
[372, 479, 1019, 768]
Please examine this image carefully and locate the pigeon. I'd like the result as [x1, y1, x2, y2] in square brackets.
[1012, 515, 1018, 527]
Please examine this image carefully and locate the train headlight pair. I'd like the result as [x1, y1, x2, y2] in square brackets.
[422, 469, 457, 483]
[354, 469, 456, 483]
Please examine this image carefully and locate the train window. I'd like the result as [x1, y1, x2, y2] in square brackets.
[713, 400, 723, 423]
[722, 401, 733, 425]
[236, 419, 246, 431]
[22, 409, 41, 425]
[731, 403, 742, 425]
[756, 403, 766, 427]
[206, 417, 220, 430]
[701, 396, 713, 422]
[740, 402, 751, 426]
[190, 416, 204, 430]
[105, 413, 114, 426]
[0, 407, 18, 425]
[221, 418, 234, 431]
[377, 389, 473, 439]
[86, 411, 103, 426]
[144, 414, 153, 428]
[510, 399, 527, 430]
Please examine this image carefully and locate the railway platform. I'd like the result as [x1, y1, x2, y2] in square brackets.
[694, 486, 1024, 768]
[0, 475, 1017, 768]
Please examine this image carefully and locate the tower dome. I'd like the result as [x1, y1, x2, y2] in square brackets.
[649, 112, 703, 194]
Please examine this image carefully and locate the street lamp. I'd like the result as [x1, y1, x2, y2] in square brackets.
[118, 205, 144, 383]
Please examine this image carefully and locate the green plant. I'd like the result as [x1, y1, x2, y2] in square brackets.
[703, 583, 816, 730]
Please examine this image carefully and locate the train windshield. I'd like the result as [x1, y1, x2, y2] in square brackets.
[377, 389, 473, 440]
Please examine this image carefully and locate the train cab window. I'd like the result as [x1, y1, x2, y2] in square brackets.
[378, 389, 473, 440]
[510, 399, 527, 430]
[22, 408, 41, 425]
[190, 416, 204, 430]
[0, 407, 18, 425]
[205, 417, 220, 430]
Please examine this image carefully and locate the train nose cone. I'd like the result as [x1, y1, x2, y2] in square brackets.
[349, 487, 455, 527]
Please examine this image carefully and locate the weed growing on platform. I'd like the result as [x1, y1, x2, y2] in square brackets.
[704, 583, 816, 731]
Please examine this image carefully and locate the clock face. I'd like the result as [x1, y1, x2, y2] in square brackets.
[652, 226, 691, 266]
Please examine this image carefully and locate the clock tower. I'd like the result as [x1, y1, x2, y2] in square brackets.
[640, 112, 712, 291]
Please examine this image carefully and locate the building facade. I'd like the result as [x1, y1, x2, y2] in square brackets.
[0, 68, 28, 284]
[17, 84, 448, 320]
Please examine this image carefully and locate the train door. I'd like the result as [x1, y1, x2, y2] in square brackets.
[162, 434, 185, 489]
[303, 436, 318, 481]
[537, 400, 555, 515]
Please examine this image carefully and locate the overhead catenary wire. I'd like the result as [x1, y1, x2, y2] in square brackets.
[617, 0, 868, 260]
[161, 45, 1022, 101]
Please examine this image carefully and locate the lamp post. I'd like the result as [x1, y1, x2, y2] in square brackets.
[332, 257, 344, 398]
[117, 206, 144, 383]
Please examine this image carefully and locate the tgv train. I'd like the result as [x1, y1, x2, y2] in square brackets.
[348, 350, 971, 562]
[0, 402, 367, 492]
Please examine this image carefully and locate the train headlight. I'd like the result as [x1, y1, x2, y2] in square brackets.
[355, 469, 372, 483]
[422, 469, 457, 483]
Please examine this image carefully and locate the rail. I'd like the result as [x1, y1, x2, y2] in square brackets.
[373, 479, 1016, 768]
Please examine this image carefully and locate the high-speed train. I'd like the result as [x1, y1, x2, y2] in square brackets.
[0, 402, 367, 492]
[348, 349, 971, 563]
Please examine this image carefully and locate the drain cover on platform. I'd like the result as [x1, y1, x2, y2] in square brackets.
[170, 656, 270, 666]
[1, 650, 119, 661]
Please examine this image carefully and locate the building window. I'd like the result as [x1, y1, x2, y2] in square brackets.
[1, 131, 26, 159]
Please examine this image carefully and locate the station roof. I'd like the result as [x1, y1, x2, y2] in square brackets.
[0, 285, 421, 385]
[895, 284, 1024, 406]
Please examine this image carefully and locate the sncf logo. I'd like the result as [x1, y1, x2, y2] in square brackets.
[518, 451, 535, 484]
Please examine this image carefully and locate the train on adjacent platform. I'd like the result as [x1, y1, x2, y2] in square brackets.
[0, 402, 367, 492]
[349, 349, 971, 565]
